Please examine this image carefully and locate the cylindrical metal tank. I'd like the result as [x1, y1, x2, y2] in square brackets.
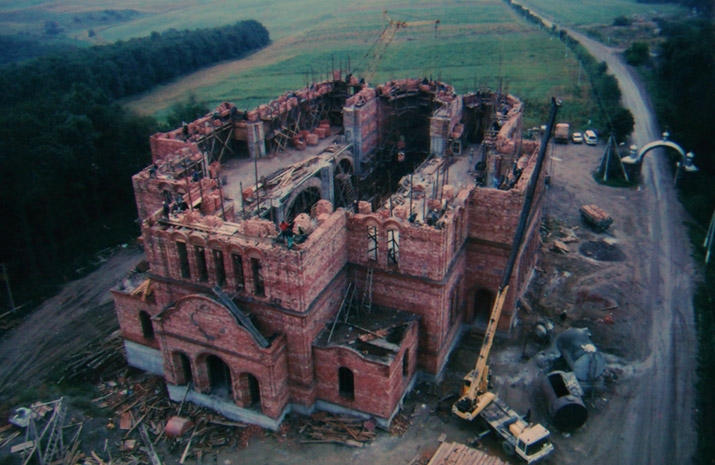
[541, 370, 588, 431]
[556, 327, 606, 382]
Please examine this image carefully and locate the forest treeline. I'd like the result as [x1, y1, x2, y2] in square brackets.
[0, 20, 269, 105]
[651, 18, 715, 465]
[0, 20, 270, 304]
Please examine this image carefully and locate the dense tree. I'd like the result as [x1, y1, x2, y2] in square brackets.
[624, 42, 650, 66]
[0, 20, 270, 105]
[0, 20, 270, 305]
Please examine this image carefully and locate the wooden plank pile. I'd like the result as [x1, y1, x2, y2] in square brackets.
[427, 442, 508, 465]
[299, 412, 377, 448]
[579, 204, 613, 232]
[64, 330, 127, 382]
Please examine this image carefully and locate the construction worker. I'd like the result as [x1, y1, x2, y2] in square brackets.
[279, 220, 294, 249]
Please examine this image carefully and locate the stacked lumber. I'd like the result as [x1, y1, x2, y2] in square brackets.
[299, 412, 376, 447]
[427, 442, 508, 465]
[579, 204, 613, 232]
[64, 330, 127, 382]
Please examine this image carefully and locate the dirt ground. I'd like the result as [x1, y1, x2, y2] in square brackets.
[0, 31, 697, 465]
[0, 135, 696, 465]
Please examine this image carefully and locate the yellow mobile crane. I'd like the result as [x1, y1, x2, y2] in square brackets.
[362, 11, 439, 84]
[452, 99, 560, 463]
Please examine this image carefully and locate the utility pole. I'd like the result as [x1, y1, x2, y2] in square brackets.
[1, 263, 16, 313]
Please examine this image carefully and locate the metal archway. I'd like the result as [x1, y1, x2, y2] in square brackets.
[621, 133, 697, 184]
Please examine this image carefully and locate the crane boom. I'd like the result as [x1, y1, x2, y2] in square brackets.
[363, 11, 439, 84]
[453, 98, 559, 421]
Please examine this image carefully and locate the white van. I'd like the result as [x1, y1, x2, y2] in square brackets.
[584, 130, 598, 145]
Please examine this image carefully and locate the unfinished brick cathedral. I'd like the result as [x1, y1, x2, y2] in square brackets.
[112, 71, 546, 429]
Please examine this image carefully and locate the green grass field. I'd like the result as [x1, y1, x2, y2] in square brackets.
[513, 0, 684, 26]
[0, 0, 683, 127]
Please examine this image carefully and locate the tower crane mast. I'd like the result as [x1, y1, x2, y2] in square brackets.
[362, 10, 439, 85]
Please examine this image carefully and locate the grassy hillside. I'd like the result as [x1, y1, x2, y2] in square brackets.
[2, 0, 681, 127]
[115, 0, 598, 127]
[512, 0, 684, 26]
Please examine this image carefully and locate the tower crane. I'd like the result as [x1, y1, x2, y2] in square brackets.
[361, 10, 439, 85]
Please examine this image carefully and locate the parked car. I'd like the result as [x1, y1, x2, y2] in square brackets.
[584, 130, 598, 145]
[571, 132, 583, 144]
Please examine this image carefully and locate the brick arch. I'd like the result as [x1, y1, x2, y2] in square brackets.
[169, 230, 190, 243]
[187, 234, 208, 247]
[206, 238, 225, 250]
[284, 177, 323, 219]
[335, 155, 354, 174]
[243, 246, 265, 261]
[170, 351, 193, 386]
[363, 216, 382, 229]
[194, 351, 234, 398]
[226, 243, 246, 256]
[382, 218, 403, 232]
[237, 372, 262, 410]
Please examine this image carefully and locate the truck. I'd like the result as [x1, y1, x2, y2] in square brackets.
[554, 123, 570, 144]
[453, 100, 557, 463]
[478, 397, 554, 462]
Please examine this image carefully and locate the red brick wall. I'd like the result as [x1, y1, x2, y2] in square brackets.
[346, 207, 467, 282]
[157, 294, 290, 419]
[313, 320, 418, 419]
[113, 290, 161, 350]
[141, 210, 348, 315]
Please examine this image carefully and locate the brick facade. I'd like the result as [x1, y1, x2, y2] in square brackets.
[112, 76, 546, 429]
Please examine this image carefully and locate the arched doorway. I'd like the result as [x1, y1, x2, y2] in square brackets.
[287, 186, 321, 220]
[338, 367, 355, 400]
[473, 288, 495, 327]
[206, 355, 232, 397]
[240, 373, 261, 409]
[176, 352, 192, 385]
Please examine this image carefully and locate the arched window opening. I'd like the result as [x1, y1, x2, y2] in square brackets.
[387, 229, 399, 264]
[251, 258, 265, 296]
[176, 242, 191, 279]
[213, 249, 226, 286]
[195, 245, 208, 282]
[231, 253, 245, 291]
[338, 367, 355, 400]
[367, 226, 378, 261]
[139, 311, 154, 339]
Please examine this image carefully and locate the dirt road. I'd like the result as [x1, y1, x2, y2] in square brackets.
[541, 25, 698, 465]
[0, 247, 144, 401]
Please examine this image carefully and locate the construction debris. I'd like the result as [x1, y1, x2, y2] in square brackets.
[64, 330, 127, 382]
[299, 412, 377, 447]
